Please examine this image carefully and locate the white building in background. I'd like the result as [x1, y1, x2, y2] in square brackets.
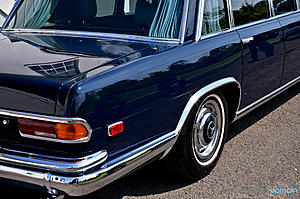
[0, 0, 15, 15]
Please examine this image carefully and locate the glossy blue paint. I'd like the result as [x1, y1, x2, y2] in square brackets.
[0, 2, 298, 162]
[277, 11, 300, 85]
[0, 30, 243, 158]
[237, 19, 285, 109]
[64, 31, 242, 155]
[0, 0, 299, 196]
[0, 32, 175, 157]
[0, 32, 161, 115]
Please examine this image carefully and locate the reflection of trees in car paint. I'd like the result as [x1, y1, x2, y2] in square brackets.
[75, 43, 241, 123]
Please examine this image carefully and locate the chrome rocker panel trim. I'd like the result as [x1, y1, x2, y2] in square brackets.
[234, 76, 300, 121]
[0, 77, 240, 196]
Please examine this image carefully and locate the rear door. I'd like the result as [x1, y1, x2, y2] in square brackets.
[232, 0, 285, 108]
[272, 0, 300, 85]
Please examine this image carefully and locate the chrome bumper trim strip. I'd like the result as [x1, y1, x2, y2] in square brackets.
[0, 149, 107, 172]
[0, 131, 176, 196]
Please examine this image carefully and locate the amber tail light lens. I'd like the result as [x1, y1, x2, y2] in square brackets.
[18, 118, 88, 141]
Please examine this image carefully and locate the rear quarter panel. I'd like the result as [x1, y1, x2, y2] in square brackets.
[67, 32, 243, 157]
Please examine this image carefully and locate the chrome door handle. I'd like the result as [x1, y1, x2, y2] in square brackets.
[242, 37, 254, 45]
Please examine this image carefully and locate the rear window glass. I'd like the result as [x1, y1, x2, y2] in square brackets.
[5, 0, 184, 39]
[232, 0, 268, 26]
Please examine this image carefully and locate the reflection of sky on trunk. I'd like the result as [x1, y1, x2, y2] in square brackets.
[0, 36, 111, 77]
[0, 33, 152, 79]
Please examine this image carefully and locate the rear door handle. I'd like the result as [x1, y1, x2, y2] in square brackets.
[242, 37, 254, 45]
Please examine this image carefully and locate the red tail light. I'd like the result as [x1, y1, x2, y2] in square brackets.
[18, 118, 88, 142]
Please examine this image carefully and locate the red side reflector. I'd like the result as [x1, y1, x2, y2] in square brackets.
[108, 122, 124, 136]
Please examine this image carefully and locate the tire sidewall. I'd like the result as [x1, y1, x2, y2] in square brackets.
[186, 91, 228, 172]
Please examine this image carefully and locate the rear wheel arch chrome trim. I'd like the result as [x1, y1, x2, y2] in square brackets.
[159, 77, 240, 160]
[174, 77, 241, 136]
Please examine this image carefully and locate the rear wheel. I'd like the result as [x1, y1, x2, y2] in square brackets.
[165, 91, 228, 179]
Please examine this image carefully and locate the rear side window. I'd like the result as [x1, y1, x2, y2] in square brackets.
[273, 0, 297, 15]
[202, 0, 229, 35]
[232, 0, 268, 26]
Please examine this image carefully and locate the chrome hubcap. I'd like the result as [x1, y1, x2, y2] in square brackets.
[193, 98, 223, 160]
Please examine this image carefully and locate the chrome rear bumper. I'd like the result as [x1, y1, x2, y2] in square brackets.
[0, 131, 176, 196]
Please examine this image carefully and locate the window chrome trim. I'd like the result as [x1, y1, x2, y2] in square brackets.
[200, 29, 234, 40]
[271, 10, 299, 18]
[234, 76, 300, 121]
[2, 0, 189, 45]
[179, 0, 190, 44]
[0, 108, 92, 144]
[196, 0, 300, 42]
[230, 18, 271, 31]
[195, 0, 204, 41]
[2, 29, 180, 44]
[227, 0, 235, 28]
[195, 0, 235, 41]
[268, 0, 275, 17]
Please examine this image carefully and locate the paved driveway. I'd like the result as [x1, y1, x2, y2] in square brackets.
[1, 83, 299, 199]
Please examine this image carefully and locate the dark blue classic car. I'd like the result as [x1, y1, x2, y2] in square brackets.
[0, 0, 299, 197]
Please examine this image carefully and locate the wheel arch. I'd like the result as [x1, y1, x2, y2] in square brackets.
[174, 77, 241, 136]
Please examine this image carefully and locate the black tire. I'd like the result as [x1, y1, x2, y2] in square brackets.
[164, 90, 228, 179]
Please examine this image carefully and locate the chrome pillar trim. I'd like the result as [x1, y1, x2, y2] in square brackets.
[296, 0, 300, 10]
[234, 76, 300, 121]
[195, 0, 234, 41]
[1, 0, 21, 30]
[179, 0, 190, 44]
[0, 149, 107, 172]
[0, 109, 92, 143]
[195, 0, 205, 41]
[268, 0, 275, 17]
[227, 0, 235, 28]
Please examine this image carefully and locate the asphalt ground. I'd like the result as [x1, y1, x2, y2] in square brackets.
[1, 82, 299, 199]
